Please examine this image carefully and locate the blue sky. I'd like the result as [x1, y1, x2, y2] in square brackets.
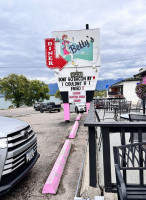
[0, 0, 146, 83]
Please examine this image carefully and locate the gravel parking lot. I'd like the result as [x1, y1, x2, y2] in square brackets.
[0, 108, 88, 200]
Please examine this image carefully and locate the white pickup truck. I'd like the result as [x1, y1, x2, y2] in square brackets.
[70, 103, 86, 113]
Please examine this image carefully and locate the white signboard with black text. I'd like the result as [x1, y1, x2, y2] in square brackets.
[51, 28, 100, 103]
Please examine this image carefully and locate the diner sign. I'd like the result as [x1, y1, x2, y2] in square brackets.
[46, 28, 100, 103]
[45, 38, 68, 71]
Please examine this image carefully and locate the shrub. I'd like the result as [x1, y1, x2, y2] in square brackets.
[135, 83, 146, 99]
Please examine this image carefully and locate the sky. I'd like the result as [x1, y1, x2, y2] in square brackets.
[0, 0, 146, 83]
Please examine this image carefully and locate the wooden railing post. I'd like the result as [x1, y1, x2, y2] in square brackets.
[89, 126, 97, 187]
[102, 127, 112, 192]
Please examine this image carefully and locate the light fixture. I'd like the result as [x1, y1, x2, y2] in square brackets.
[54, 70, 59, 74]
[0, 138, 8, 149]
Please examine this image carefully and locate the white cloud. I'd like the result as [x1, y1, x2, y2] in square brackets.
[0, 0, 146, 81]
[28, 75, 57, 84]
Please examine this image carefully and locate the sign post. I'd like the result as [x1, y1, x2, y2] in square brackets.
[45, 26, 100, 121]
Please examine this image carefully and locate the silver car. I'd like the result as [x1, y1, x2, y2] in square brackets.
[0, 116, 39, 196]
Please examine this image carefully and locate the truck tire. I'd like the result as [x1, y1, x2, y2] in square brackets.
[40, 110, 43, 113]
[58, 109, 60, 112]
[75, 107, 79, 114]
[49, 109, 52, 113]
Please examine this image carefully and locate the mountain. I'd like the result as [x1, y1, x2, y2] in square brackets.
[48, 78, 123, 94]
[96, 78, 123, 90]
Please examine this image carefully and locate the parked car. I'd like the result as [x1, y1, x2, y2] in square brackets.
[40, 102, 61, 113]
[33, 102, 43, 111]
[0, 116, 39, 196]
[70, 103, 86, 113]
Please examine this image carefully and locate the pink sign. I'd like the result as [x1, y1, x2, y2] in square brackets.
[142, 75, 146, 84]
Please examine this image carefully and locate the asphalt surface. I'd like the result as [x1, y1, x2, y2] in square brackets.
[0, 107, 88, 200]
[0, 107, 37, 117]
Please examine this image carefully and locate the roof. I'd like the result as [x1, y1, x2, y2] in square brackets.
[109, 78, 140, 88]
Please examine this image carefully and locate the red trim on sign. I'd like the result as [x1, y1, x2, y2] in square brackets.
[74, 99, 81, 102]
[79, 96, 85, 98]
[69, 96, 78, 98]
[73, 92, 80, 95]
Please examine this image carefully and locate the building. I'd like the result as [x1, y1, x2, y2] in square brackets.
[134, 67, 146, 83]
[107, 78, 140, 103]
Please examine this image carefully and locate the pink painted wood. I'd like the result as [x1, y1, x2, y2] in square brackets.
[86, 102, 90, 114]
[142, 75, 146, 84]
[69, 121, 79, 139]
[42, 139, 71, 194]
[63, 103, 70, 121]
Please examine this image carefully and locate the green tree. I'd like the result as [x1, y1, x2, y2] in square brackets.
[0, 74, 50, 107]
[25, 80, 50, 106]
[55, 90, 62, 100]
[94, 90, 107, 98]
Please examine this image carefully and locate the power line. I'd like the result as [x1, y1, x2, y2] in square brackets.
[0, 66, 46, 68]
[102, 55, 146, 63]
[0, 55, 146, 68]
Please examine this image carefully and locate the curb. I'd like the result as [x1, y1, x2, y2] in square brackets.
[76, 114, 82, 121]
[69, 121, 79, 139]
[42, 139, 71, 194]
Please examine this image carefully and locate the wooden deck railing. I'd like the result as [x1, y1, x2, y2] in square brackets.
[84, 101, 146, 192]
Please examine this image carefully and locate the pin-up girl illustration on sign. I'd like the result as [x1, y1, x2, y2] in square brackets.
[62, 34, 71, 56]
[55, 34, 94, 63]
[55, 35, 72, 62]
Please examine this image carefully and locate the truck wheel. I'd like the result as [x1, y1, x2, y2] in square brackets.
[75, 107, 79, 114]
[58, 109, 60, 112]
[40, 110, 43, 113]
[49, 109, 52, 113]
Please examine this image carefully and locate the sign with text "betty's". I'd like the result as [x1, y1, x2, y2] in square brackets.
[52, 29, 100, 67]
[45, 28, 100, 103]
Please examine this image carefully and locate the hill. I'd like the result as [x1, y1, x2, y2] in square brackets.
[96, 78, 123, 90]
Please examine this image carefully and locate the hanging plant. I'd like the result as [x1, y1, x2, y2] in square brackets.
[135, 83, 146, 99]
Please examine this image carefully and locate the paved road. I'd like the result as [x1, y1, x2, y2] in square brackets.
[1, 108, 88, 200]
[0, 107, 37, 117]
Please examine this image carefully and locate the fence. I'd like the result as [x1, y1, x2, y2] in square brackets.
[84, 102, 146, 192]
